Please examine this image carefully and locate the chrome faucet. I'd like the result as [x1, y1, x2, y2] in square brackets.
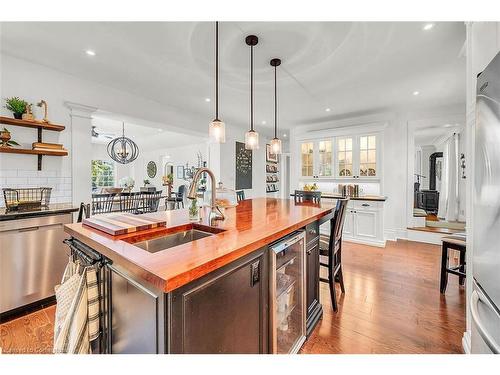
[187, 167, 225, 224]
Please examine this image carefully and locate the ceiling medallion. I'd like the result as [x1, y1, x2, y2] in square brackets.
[107, 122, 139, 164]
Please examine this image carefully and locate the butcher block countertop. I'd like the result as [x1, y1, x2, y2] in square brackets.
[64, 198, 335, 293]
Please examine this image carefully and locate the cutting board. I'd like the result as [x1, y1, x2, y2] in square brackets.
[82, 212, 167, 236]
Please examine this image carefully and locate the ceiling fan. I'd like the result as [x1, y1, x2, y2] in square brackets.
[91, 126, 114, 140]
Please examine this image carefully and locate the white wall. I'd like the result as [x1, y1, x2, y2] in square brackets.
[463, 21, 500, 353]
[0, 53, 209, 206]
[420, 145, 436, 189]
[219, 123, 277, 199]
[290, 104, 465, 242]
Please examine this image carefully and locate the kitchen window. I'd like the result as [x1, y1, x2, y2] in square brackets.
[92, 160, 115, 191]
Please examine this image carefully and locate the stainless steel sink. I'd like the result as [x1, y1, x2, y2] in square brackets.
[133, 227, 216, 253]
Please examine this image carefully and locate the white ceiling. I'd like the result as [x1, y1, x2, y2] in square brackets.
[92, 114, 207, 150]
[0, 22, 466, 135]
[414, 124, 461, 146]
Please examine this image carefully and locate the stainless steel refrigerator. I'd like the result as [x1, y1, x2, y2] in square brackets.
[473, 50, 500, 354]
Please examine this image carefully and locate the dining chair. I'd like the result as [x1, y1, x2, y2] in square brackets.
[319, 198, 349, 312]
[167, 185, 186, 209]
[139, 190, 163, 213]
[119, 192, 141, 213]
[294, 190, 321, 203]
[91, 193, 116, 215]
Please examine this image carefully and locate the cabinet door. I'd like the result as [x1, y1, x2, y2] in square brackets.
[358, 134, 378, 178]
[343, 209, 354, 237]
[300, 142, 315, 177]
[108, 265, 160, 354]
[335, 136, 354, 178]
[317, 140, 333, 177]
[170, 249, 268, 353]
[354, 210, 378, 239]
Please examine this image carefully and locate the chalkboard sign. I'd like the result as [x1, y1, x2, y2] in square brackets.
[235, 141, 252, 190]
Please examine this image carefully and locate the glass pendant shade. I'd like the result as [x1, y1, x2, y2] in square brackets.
[245, 130, 259, 150]
[270, 137, 282, 155]
[209, 119, 225, 143]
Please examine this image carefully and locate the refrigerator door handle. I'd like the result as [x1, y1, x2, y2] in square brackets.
[471, 289, 500, 354]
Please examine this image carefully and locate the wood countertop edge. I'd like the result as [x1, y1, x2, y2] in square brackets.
[64, 204, 333, 293]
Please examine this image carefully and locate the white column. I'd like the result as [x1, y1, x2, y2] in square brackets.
[65, 102, 97, 207]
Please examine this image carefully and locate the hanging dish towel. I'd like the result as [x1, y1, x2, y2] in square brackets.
[53, 260, 100, 354]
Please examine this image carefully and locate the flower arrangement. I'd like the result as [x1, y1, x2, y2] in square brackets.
[119, 176, 135, 191]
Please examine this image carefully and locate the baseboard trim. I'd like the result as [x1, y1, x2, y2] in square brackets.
[343, 237, 386, 248]
[462, 331, 471, 354]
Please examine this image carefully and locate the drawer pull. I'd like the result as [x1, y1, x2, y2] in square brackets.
[362, 203, 370, 207]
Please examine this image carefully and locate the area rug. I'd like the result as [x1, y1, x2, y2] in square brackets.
[425, 220, 466, 230]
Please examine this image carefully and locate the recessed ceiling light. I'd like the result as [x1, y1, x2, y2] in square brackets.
[423, 23, 434, 31]
[325, 108, 331, 112]
[443, 124, 453, 128]
[261, 120, 267, 125]
[158, 128, 163, 132]
[283, 133, 287, 137]
[413, 91, 420, 96]
[86, 50, 96, 56]
[205, 98, 211, 102]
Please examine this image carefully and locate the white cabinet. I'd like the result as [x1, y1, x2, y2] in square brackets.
[300, 140, 333, 178]
[321, 199, 385, 247]
[298, 132, 381, 181]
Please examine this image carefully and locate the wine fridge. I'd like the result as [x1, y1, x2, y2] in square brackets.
[269, 230, 306, 354]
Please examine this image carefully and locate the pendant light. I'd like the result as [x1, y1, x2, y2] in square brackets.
[245, 35, 259, 150]
[208, 21, 226, 143]
[107, 122, 139, 164]
[270, 58, 282, 154]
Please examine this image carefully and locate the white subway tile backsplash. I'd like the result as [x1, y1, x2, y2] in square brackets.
[0, 169, 72, 207]
[0, 170, 17, 178]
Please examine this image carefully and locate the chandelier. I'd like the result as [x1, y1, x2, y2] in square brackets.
[107, 122, 139, 164]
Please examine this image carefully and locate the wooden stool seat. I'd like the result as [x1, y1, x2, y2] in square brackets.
[440, 232, 466, 294]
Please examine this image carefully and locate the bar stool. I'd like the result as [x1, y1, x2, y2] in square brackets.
[440, 232, 466, 293]
[319, 198, 349, 311]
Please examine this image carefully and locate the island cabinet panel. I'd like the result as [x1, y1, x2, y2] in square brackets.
[107, 264, 165, 354]
[305, 221, 322, 336]
[169, 248, 269, 354]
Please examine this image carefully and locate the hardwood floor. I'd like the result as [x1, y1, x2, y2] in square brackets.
[301, 240, 465, 354]
[0, 305, 56, 354]
[0, 240, 465, 354]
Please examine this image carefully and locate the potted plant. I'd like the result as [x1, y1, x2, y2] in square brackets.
[4, 97, 28, 119]
[143, 179, 150, 186]
[0, 128, 20, 148]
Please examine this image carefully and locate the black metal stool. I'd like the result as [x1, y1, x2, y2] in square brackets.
[440, 232, 466, 293]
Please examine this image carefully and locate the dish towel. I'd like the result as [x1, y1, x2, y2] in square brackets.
[53, 260, 100, 354]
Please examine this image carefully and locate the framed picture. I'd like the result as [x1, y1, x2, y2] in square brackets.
[176, 165, 184, 179]
[266, 144, 278, 163]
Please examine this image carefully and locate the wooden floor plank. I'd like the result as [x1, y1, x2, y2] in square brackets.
[0, 239, 465, 354]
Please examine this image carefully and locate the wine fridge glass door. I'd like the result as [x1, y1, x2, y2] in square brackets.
[270, 231, 306, 354]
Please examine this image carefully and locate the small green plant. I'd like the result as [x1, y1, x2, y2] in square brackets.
[4, 97, 28, 115]
[143, 179, 150, 185]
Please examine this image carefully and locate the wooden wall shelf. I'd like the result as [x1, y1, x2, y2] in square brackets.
[0, 116, 67, 170]
[0, 147, 68, 156]
[0, 116, 65, 132]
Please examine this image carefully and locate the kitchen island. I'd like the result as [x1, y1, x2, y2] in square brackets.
[64, 198, 335, 354]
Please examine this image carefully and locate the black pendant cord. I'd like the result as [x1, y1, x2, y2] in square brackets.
[250, 44, 254, 132]
[215, 21, 219, 121]
[274, 65, 277, 139]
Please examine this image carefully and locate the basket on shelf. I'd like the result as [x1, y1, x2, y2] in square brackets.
[2, 187, 52, 211]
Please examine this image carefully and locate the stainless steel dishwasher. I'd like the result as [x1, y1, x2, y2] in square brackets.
[0, 213, 72, 316]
